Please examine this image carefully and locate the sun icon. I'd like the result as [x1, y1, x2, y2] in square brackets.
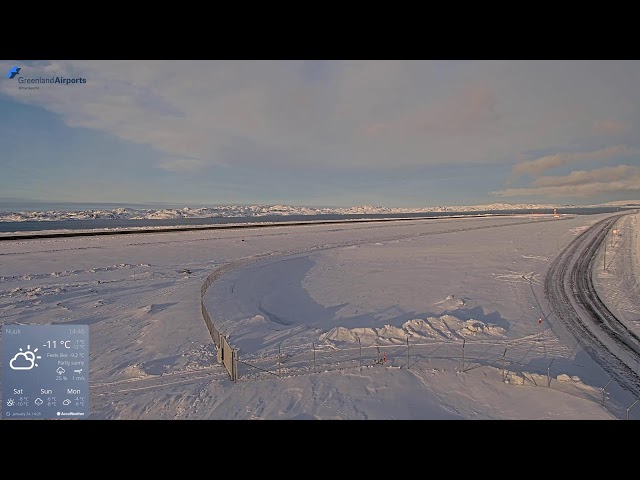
[10, 345, 42, 370]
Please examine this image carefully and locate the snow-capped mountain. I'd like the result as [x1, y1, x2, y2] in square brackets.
[0, 202, 578, 222]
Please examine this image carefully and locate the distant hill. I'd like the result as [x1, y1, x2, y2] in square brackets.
[593, 200, 640, 207]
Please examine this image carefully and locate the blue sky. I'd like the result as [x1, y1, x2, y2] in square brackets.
[1, 60, 639, 207]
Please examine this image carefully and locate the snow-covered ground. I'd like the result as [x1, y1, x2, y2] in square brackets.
[1, 213, 636, 419]
[593, 213, 640, 349]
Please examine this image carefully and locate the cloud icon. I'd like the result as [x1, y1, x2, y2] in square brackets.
[10, 352, 35, 370]
[9, 346, 41, 370]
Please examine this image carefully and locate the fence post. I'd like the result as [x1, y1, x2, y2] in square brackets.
[611, 227, 614, 247]
[501, 348, 507, 381]
[461, 339, 465, 371]
[406, 337, 410, 370]
[358, 336, 362, 367]
[612, 218, 616, 247]
[627, 399, 639, 420]
[313, 342, 316, 373]
[547, 359, 555, 387]
[278, 345, 281, 377]
[601, 379, 612, 406]
[233, 349, 238, 382]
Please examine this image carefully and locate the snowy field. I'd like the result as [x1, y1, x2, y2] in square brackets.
[1, 212, 637, 419]
[593, 214, 640, 352]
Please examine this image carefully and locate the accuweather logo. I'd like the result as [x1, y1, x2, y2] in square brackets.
[7, 65, 87, 90]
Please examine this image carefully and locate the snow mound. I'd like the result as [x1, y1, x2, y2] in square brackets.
[133, 304, 168, 316]
[378, 324, 408, 341]
[26, 287, 42, 296]
[506, 373, 525, 385]
[320, 326, 377, 344]
[460, 319, 506, 336]
[320, 314, 505, 346]
[557, 374, 572, 382]
[120, 364, 146, 378]
[246, 314, 270, 325]
[437, 294, 467, 309]
[138, 305, 154, 314]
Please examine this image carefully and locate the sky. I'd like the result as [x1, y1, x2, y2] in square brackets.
[1, 60, 639, 208]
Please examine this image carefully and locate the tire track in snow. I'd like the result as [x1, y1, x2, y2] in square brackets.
[544, 213, 640, 398]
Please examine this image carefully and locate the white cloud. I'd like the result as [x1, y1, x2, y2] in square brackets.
[533, 164, 638, 187]
[2, 60, 640, 176]
[510, 145, 638, 179]
[493, 165, 640, 198]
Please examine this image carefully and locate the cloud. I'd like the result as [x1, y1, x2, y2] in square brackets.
[360, 83, 500, 138]
[493, 165, 640, 198]
[592, 119, 629, 135]
[532, 164, 638, 187]
[2, 60, 640, 177]
[10, 351, 35, 370]
[157, 157, 205, 172]
[510, 145, 638, 179]
[0, 60, 524, 173]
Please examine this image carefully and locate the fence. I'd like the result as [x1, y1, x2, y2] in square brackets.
[200, 261, 242, 380]
[231, 334, 640, 419]
[198, 235, 639, 418]
[200, 253, 279, 380]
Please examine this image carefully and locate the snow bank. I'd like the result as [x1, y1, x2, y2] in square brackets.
[320, 315, 506, 346]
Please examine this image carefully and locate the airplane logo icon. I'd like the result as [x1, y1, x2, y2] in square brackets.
[8, 66, 21, 79]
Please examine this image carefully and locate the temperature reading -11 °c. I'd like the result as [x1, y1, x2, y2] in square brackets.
[43, 340, 71, 349]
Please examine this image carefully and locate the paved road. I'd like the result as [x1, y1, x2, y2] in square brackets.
[0, 214, 514, 241]
[544, 213, 640, 398]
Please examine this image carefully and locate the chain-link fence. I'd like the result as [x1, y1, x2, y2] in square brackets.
[198, 223, 639, 418]
[230, 334, 639, 419]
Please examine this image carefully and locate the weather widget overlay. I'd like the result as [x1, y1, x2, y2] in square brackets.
[2, 324, 89, 419]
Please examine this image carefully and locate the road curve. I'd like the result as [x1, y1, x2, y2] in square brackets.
[544, 213, 640, 397]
